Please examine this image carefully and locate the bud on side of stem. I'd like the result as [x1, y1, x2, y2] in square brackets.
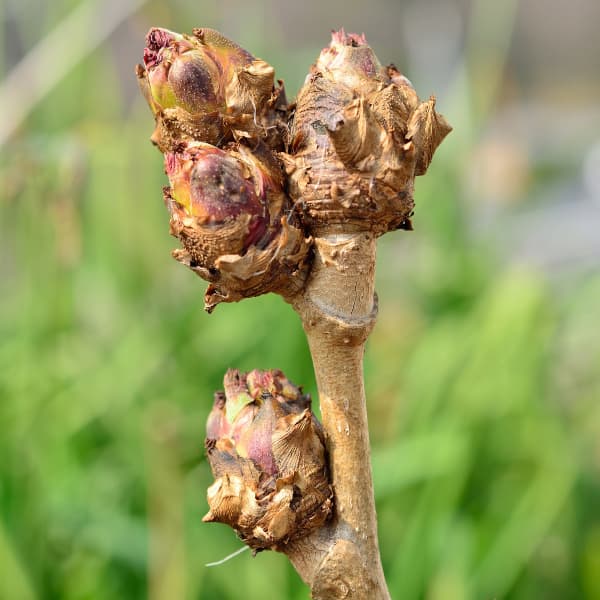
[204, 369, 332, 551]
[164, 141, 310, 312]
[136, 27, 289, 152]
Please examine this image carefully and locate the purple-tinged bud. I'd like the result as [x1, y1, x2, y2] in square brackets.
[164, 141, 309, 312]
[165, 143, 270, 263]
[142, 28, 221, 114]
[235, 394, 284, 476]
[136, 27, 289, 150]
[246, 369, 310, 411]
[246, 369, 280, 400]
[206, 391, 229, 440]
[316, 28, 384, 91]
[203, 369, 332, 551]
[165, 144, 266, 227]
[144, 28, 178, 64]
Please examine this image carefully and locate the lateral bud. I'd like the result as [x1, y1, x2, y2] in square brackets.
[164, 142, 310, 312]
[203, 369, 333, 551]
[136, 27, 289, 151]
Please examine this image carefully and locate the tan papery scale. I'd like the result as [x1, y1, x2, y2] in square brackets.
[203, 370, 333, 552]
[285, 38, 451, 235]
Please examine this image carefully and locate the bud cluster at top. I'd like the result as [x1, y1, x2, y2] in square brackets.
[136, 28, 309, 312]
[136, 25, 452, 557]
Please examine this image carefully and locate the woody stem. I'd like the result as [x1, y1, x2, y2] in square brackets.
[283, 231, 390, 600]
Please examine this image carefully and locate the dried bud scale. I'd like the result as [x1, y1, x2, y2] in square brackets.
[204, 369, 332, 551]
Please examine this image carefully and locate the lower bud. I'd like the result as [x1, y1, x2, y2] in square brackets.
[203, 369, 333, 552]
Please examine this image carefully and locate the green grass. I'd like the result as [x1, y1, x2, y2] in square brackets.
[1, 2, 600, 598]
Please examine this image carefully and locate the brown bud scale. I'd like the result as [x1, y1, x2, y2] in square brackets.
[203, 370, 333, 551]
[284, 32, 451, 235]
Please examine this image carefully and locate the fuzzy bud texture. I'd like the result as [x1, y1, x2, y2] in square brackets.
[204, 369, 333, 551]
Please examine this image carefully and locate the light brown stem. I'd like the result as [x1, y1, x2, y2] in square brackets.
[138, 25, 450, 600]
[285, 231, 390, 600]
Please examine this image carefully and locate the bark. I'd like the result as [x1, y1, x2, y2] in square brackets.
[284, 232, 390, 599]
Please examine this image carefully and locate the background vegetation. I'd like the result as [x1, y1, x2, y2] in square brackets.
[1, 0, 599, 598]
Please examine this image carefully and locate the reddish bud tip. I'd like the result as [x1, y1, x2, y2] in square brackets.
[143, 28, 178, 69]
[146, 27, 175, 52]
[330, 28, 368, 47]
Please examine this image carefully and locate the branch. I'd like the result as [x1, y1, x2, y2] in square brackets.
[285, 232, 388, 598]
[135, 26, 451, 599]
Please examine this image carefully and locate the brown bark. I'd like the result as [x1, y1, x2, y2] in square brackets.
[284, 232, 390, 599]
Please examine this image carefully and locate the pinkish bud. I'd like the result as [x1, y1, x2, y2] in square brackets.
[206, 391, 228, 440]
[164, 141, 309, 312]
[165, 144, 266, 232]
[136, 27, 288, 150]
[316, 28, 384, 90]
[203, 369, 332, 551]
[164, 142, 270, 263]
[142, 28, 223, 114]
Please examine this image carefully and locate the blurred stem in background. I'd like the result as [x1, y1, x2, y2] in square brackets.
[0, 0, 147, 147]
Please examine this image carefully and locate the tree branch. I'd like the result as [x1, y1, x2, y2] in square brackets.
[135, 25, 451, 599]
[284, 232, 390, 598]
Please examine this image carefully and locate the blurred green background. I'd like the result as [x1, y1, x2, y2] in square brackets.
[1, 0, 599, 598]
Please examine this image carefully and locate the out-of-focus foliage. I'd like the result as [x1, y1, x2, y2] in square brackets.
[1, 1, 599, 599]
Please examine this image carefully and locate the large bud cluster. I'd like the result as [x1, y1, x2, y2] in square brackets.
[136, 28, 308, 311]
[284, 29, 452, 234]
[204, 369, 333, 551]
